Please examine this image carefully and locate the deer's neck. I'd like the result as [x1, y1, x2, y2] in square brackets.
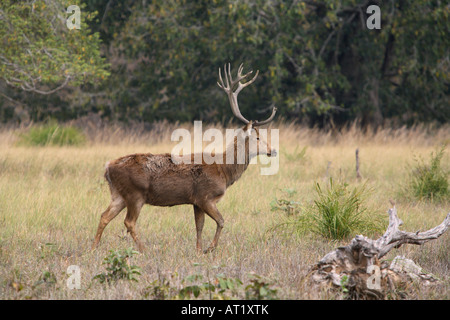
[220, 138, 253, 187]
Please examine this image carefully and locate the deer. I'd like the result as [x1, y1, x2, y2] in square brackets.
[92, 63, 277, 253]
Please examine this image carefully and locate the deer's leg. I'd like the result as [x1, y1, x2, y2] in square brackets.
[201, 202, 224, 253]
[193, 205, 205, 253]
[124, 198, 145, 252]
[92, 194, 126, 249]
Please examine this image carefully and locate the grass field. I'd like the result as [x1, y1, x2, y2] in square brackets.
[0, 122, 449, 299]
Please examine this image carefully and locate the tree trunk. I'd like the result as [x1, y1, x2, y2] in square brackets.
[368, 78, 383, 128]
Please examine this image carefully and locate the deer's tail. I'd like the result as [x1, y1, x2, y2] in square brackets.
[104, 161, 112, 185]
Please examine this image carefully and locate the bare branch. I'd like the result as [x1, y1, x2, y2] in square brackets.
[377, 207, 450, 258]
[3, 75, 71, 95]
[309, 205, 449, 299]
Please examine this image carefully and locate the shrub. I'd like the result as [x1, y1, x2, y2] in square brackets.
[310, 179, 375, 240]
[177, 273, 243, 300]
[245, 273, 278, 300]
[269, 178, 384, 241]
[142, 271, 243, 300]
[18, 122, 86, 146]
[409, 145, 449, 200]
[143, 276, 175, 300]
[270, 188, 301, 216]
[93, 248, 141, 284]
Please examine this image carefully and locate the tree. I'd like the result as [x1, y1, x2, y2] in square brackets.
[0, 0, 109, 95]
[1, 0, 448, 126]
[99, 0, 448, 126]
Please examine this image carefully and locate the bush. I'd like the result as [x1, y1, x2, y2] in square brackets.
[142, 271, 244, 300]
[269, 179, 384, 241]
[177, 274, 243, 300]
[93, 248, 141, 284]
[311, 179, 374, 240]
[245, 273, 278, 300]
[270, 188, 301, 216]
[409, 145, 449, 200]
[18, 122, 86, 146]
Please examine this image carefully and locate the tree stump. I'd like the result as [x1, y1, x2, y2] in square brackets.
[306, 206, 450, 299]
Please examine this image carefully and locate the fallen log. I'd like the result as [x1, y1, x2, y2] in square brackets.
[307, 205, 450, 299]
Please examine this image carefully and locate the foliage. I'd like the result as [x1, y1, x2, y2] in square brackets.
[142, 272, 243, 300]
[340, 275, 349, 295]
[270, 179, 384, 240]
[93, 248, 141, 284]
[270, 198, 301, 216]
[143, 275, 176, 300]
[409, 145, 449, 200]
[215, 275, 243, 298]
[177, 273, 243, 300]
[310, 178, 375, 240]
[1, 0, 448, 126]
[93, 0, 449, 125]
[177, 273, 208, 299]
[0, 0, 109, 95]
[270, 188, 301, 216]
[18, 122, 86, 146]
[244, 273, 278, 300]
[33, 270, 57, 289]
[175, 272, 276, 300]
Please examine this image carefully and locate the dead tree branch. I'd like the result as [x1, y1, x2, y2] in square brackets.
[307, 206, 450, 299]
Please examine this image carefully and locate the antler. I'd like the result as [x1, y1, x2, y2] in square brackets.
[217, 63, 277, 126]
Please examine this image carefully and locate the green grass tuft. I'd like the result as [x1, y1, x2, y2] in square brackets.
[409, 145, 449, 201]
[310, 178, 381, 240]
[270, 178, 384, 241]
[18, 122, 86, 146]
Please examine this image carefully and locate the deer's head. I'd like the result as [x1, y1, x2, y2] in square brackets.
[241, 122, 277, 159]
[218, 63, 277, 161]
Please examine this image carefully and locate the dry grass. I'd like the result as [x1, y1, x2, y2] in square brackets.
[0, 122, 449, 299]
